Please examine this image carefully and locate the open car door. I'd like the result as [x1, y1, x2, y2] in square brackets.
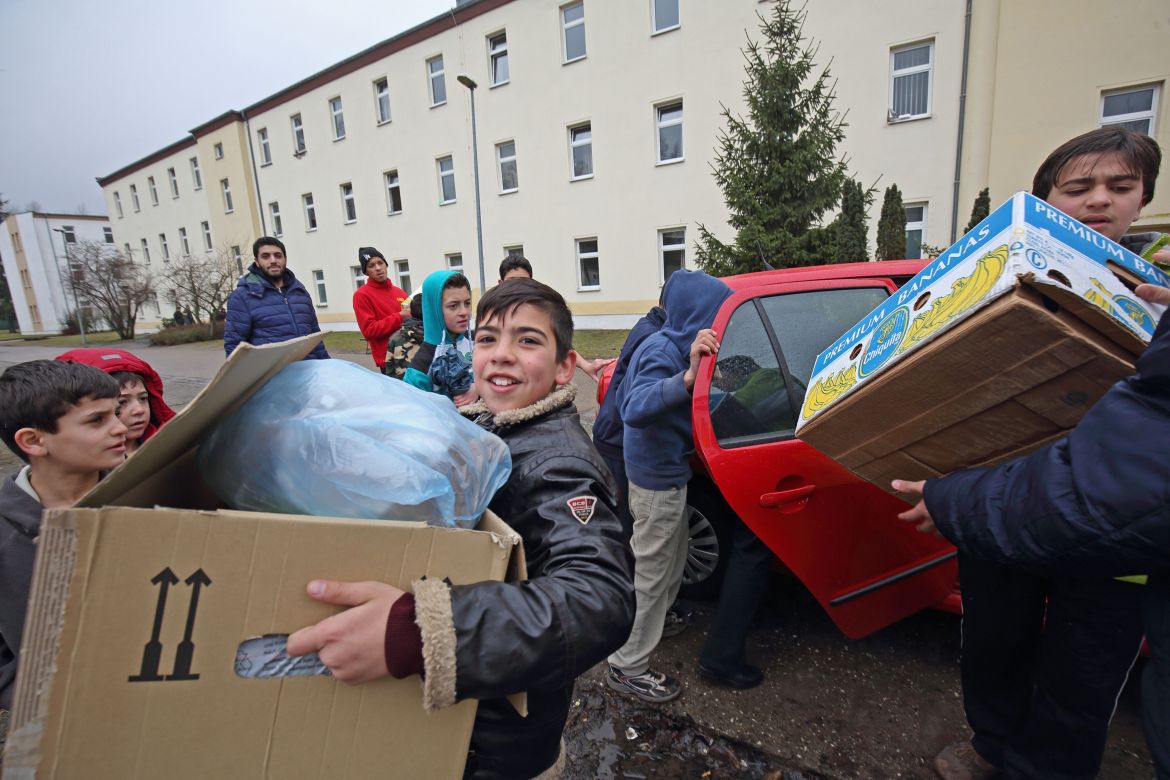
[692, 278, 957, 638]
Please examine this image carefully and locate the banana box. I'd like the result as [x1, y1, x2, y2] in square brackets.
[796, 191, 1168, 491]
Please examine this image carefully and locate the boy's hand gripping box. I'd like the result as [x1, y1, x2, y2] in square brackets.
[3, 336, 526, 780]
[796, 192, 1168, 489]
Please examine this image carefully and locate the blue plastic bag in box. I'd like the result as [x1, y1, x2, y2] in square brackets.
[197, 360, 510, 528]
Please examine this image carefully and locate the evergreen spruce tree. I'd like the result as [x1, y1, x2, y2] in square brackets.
[833, 179, 869, 261]
[875, 184, 905, 260]
[695, 0, 848, 275]
[964, 187, 991, 234]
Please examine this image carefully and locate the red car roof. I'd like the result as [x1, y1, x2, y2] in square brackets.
[722, 259, 928, 291]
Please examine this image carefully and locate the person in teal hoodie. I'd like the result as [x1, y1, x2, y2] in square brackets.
[403, 270, 476, 405]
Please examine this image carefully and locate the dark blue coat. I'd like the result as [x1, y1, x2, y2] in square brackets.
[224, 264, 330, 359]
[592, 305, 667, 461]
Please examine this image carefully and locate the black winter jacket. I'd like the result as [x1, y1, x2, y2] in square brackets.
[411, 385, 635, 779]
[0, 474, 44, 710]
[223, 264, 329, 359]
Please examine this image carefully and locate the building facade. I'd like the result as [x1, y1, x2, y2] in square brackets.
[96, 0, 1170, 330]
[0, 212, 113, 335]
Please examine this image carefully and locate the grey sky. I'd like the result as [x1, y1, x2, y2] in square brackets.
[0, 0, 454, 216]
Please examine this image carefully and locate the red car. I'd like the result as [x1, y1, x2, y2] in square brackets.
[598, 261, 961, 639]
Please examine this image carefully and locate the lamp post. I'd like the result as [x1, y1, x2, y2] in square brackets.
[51, 227, 87, 345]
[457, 74, 487, 294]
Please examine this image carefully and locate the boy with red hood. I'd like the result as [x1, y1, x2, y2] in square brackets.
[353, 246, 410, 374]
[55, 348, 175, 455]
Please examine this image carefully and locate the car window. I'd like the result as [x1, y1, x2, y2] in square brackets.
[710, 302, 796, 445]
[759, 287, 890, 394]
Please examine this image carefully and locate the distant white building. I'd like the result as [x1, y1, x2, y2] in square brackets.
[0, 212, 114, 335]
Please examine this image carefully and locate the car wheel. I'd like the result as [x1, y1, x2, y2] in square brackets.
[680, 481, 734, 600]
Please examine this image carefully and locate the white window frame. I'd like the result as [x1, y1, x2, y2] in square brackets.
[190, 157, 202, 190]
[384, 170, 403, 214]
[576, 237, 600, 291]
[1099, 84, 1160, 135]
[395, 260, 412, 294]
[312, 270, 328, 306]
[504, 244, 525, 261]
[904, 202, 928, 259]
[329, 96, 346, 140]
[303, 193, 317, 231]
[140, 238, 151, 264]
[179, 226, 190, 255]
[569, 122, 593, 180]
[147, 176, 158, 205]
[889, 41, 934, 121]
[201, 221, 212, 251]
[656, 100, 684, 164]
[113, 191, 123, 218]
[561, 2, 586, 64]
[221, 178, 234, 213]
[651, 0, 680, 35]
[130, 184, 140, 212]
[232, 246, 243, 274]
[373, 77, 392, 124]
[103, 226, 114, 243]
[257, 127, 272, 165]
[269, 201, 283, 237]
[497, 141, 518, 193]
[437, 156, 457, 204]
[446, 253, 464, 274]
[352, 265, 366, 290]
[658, 226, 686, 283]
[291, 113, 306, 154]
[213, 142, 224, 160]
[167, 167, 179, 198]
[159, 232, 170, 261]
[61, 226, 76, 243]
[123, 242, 132, 260]
[488, 31, 509, 87]
[340, 182, 357, 224]
[427, 55, 447, 107]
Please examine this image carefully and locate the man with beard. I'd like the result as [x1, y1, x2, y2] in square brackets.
[224, 237, 329, 359]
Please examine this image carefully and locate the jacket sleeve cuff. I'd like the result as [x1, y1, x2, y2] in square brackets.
[384, 592, 424, 679]
[412, 578, 457, 711]
[660, 371, 692, 408]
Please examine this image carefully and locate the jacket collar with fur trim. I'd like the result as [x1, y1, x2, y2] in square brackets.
[460, 383, 576, 433]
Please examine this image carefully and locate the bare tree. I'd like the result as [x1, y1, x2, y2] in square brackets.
[162, 247, 239, 336]
[64, 241, 155, 339]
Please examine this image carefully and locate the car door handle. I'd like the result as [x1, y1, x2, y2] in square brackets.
[759, 485, 816, 508]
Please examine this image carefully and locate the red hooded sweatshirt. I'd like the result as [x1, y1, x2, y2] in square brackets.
[352, 278, 408, 369]
[55, 348, 176, 442]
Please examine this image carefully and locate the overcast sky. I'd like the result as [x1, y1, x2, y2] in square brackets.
[0, 0, 454, 216]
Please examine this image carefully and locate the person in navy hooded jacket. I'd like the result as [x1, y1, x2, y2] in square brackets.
[224, 237, 329, 359]
[606, 270, 731, 704]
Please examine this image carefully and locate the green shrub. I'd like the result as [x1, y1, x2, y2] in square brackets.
[147, 321, 225, 346]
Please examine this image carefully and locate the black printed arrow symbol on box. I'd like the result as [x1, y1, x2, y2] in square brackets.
[128, 567, 212, 683]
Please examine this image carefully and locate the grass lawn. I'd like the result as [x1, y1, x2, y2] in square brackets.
[0, 330, 130, 348]
[572, 329, 629, 359]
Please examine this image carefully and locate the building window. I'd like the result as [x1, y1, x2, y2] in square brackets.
[395, 260, 412, 294]
[159, 232, 170, 261]
[497, 141, 518, 193]
[437, 156, 456, 204]
[312, 270, 328, 306]
[303, 193, 317, 231]
[569, 123, 593, 179]
[130, 184, 140, 212]
[352, 265, 366, 290]
[446, 253, 464, 274]
[562, 2, 586, 63]
[213, 142, 224, 160]
[232, 246, 243, 274]
[147, 176, 158, 205]
[905, 202, 927, 259]
[659, 227, 686, 281]
[329, 96, 346, 140]
[257, 127, 271, 165]
[656, 101, 684, 163]
[190, 157, 203, 190]
[1100, 85, 1160, 135]
[427, 55, 447, 106]
[576, 238, 599, 289]
[221, 178, 234, 213]
[179, 226, 190, 254]
[385, 170, 403, 214]
[889, 41, 933, 120]
[652, 0, 680, 33]
[61, 225, 76, 243]
[123, 243, 132, 260]
[291, 113, 306, 154]
[269, 201, 283, 237]
[505, 244, 525, 260]
[201, 221, 212, 251]
[141, 238, 151, 263]
[374, 77, 392, 124]
[340, 182, 357, 223]
[103, 226, 114, 243]
[488, 32, 509, 86]
[114, 191, 123, 218]
[167, 167, 179, 198]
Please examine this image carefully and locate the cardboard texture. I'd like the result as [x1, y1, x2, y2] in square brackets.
[3, 336, 525, 779]
[796, 193, 1168, 490]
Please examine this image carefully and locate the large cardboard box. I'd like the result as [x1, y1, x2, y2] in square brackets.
[3, 336, 524, 779]
[796, 192, 1168, 490]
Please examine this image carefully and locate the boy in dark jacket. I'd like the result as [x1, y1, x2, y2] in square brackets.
[0, 360, 128, 742]
[224, 237, 329, 359]
[383, 293, 424, 380]
[288, 278, 635, 779]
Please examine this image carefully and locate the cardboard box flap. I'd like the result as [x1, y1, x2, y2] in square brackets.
[80, 333, 323, 509]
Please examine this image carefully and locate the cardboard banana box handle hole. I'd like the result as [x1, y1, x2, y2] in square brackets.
[1046, 269, 1073, 289]
[234, 635, 332, 679]
[913, 291, 931, 311]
